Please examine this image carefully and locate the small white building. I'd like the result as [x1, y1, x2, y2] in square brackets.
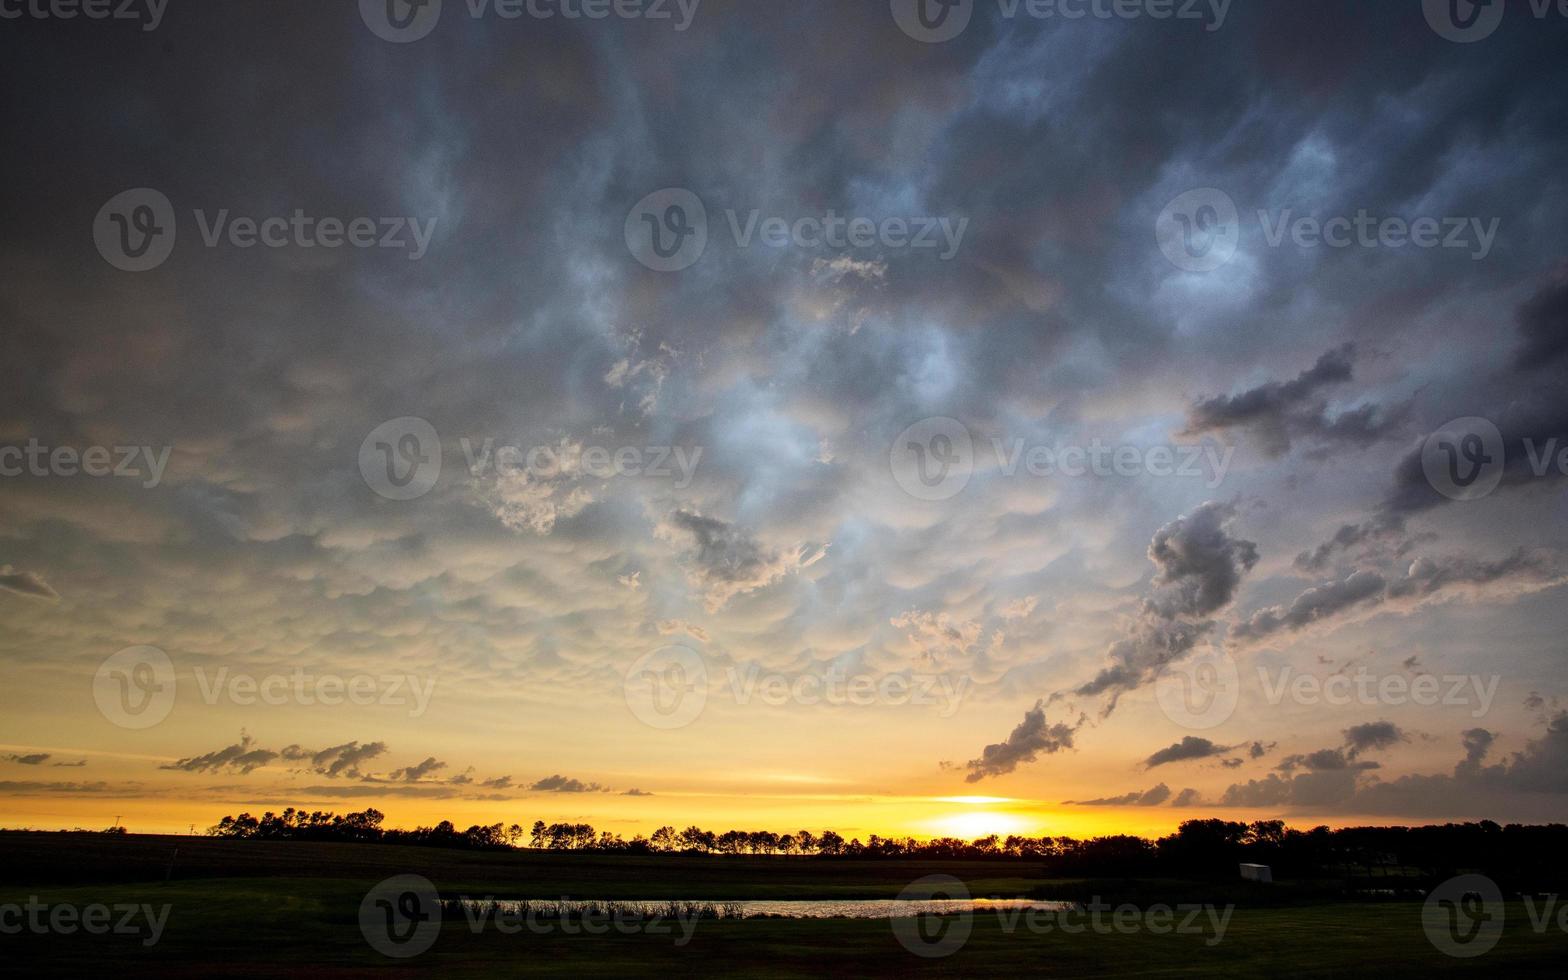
[1240, 863, 1273, 883]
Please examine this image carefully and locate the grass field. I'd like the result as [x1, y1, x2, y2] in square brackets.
[2, 833, 1564, 976]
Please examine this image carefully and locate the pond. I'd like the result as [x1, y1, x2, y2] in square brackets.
[459, 898, 1073, 920]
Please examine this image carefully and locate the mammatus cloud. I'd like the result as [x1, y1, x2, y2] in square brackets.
[958, 701, 1083, 783]
[659, 511, 827, 612]
[0, 565, 58, 601]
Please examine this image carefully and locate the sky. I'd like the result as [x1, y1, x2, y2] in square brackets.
[1, 0, 1567, 841]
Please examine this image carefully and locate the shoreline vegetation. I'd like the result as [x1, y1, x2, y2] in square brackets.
[6, 812, 1568, 898]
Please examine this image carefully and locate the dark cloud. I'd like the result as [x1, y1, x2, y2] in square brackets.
[529, 774, 607, 793]
[1234, 552, 1560, 644]
[1144, 736, 1233, 769]
[1513, 267, 1568, 370]
[661, 511, 825, 612]
[1171, 788, 1204, 807]
[1067, 783, 1172, 807]
[1343, 721, 1408, 759]
[1075, 502, 1257, 707]
[1183, 345, 1402, 458]
[1232, 570, 1387, 642]
[1146, 501, 1261, 619]
[0, 566, 58, 601]
[960, 701, 1082, 783]
[2, 753, 50, 766]
[162, 734, 278, 775]
[385, 757, 448, 783]
[621, 788, 653, 796]
[284, 741, 390, 780]
[1384, 274, 1568, 516]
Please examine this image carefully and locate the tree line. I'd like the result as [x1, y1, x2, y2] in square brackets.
[206, 809, 1568, 886]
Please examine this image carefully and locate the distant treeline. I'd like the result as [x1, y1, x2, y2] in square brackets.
[207, 809, 1568, 886]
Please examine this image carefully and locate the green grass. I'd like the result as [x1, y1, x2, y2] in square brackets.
[3, 834, 1565, 976]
